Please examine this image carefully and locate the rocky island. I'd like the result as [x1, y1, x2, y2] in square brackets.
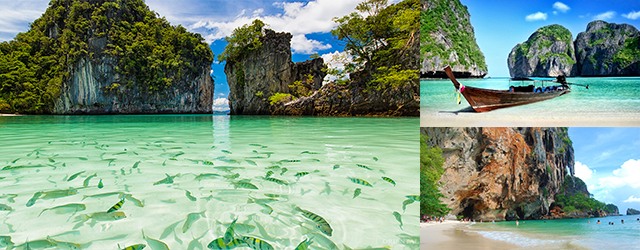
[421, 127, 618, 221]
[420, 0, 487, 78]
[0, 0, 214, 114]
[509, 20, 640, 77]
[221, 0, 420, 116]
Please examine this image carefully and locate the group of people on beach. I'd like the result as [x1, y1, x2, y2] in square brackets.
[421, 215, 445, 223]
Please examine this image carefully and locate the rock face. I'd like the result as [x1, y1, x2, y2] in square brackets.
[225, 29, 326, 115]
[575, 20, 640, 76]
[421, 127, 574, 221]
[628, 208, 640, 215]
[54, 56, 213, 114]
[226, 29, 420, 116]
[421, 0, 487, 78]
[508, 24, 578, 78]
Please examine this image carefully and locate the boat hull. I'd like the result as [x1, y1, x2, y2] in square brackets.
[460, 86, 570, 112]
[443, 65, 571, 112]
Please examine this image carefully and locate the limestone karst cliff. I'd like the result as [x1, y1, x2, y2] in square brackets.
[0, 0, 214, 114]
[421, 0, 487, 78]
[508, 25, 578, 78]
[224, 29, 326, 115]
[508, 21, 640, 77]
[575, 20, 640, 76]
[421, 127, 574, 221]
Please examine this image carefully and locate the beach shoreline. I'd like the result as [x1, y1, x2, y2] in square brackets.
[420, 112, 640, 127]
[420, 220, 521, 250]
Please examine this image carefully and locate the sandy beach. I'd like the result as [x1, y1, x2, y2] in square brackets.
[420, 221, 521, 250]
[420, 112, 640, 127]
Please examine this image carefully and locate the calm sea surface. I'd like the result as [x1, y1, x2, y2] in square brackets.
[0, 115, 419, 249]
[420, 77, 640, 126]
[468, 215, 640, 249]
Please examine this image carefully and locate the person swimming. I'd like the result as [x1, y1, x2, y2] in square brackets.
[597, 220, 601, 224]
[621, 219, 624, 224]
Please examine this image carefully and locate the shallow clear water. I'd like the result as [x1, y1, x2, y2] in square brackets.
[0, 115, 419, 249]
[420, 77, 640, 126]
[468, 215, 640, 249]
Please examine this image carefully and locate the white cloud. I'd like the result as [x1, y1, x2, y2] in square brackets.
[212, 98, 229, 112]
[623, 195, 640, 203]
[595, 11, 616, 20]
[321, 50, 352, 83]
[553, 2, 570, 13]
[553, 11, 558, 15]
[596, 159, 640, 189]
[575, 161, 595, 181]
[0, 0, 50, 41]
[622, 11, 640, 20]
[526, 12, 547, 21]
[192, 0, 362, 53]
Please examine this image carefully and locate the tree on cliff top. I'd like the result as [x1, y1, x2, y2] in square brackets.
[420, 134, 451, 217]
[331, 0, 419, 91]
[217, 19, 266, 63]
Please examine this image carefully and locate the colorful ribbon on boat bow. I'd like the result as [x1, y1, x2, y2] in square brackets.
[456, 84, 465, 104]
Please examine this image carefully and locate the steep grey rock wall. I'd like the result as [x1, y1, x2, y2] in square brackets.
[508, 24, 578, 78]
[575, 20, 640, 76]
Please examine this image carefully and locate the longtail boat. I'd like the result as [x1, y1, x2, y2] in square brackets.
[444, 66, 576, 112]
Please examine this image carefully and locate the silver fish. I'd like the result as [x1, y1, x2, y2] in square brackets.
[153, 173, 174, 185]
[183, 211, 206, 233]
[142, 230, 170, 250]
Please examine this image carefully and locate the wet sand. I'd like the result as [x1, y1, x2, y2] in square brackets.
[420, 221, 521, 250]
[420, 111, 640, 127]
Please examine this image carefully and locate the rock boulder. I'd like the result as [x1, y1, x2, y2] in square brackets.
[575, 20, 640, 76]
[508, 24, 578, 78]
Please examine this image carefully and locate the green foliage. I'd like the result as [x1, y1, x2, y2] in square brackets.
[332, 0, 420, 90]
[603, 204, 619, 214]
[613, 36, 640, 67]
[546, 164, 552, 174]
[288, 75, 314, 97]
[0, 0, 213, 113]
[555, 175, 609, 214]
[218, 19, 266, 63]
[368, 65, 418, 91]
[255, 91, 264, 98]
[536, 24, 573, 44]
[420, 134, 451, 217]
[268, 93, 292, 105]
[515, 24, 573, 62]
[420, 0, 487, 70]
[589, 38, 606, 46]
[309, 53, 320, 59]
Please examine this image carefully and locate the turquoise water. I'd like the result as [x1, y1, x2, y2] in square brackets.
[468, 215, 640, 249]
[420, 77, 640, 126]
[0, 115, 419, 249]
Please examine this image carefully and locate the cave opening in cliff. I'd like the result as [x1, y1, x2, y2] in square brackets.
[460, 199, 479, 219]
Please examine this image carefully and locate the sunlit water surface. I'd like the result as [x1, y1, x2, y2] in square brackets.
[0, 115, 419, 250]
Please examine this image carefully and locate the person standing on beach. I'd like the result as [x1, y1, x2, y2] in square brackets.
[516, 220, 519, 226]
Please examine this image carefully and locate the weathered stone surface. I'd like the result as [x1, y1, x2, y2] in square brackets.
[628, 208, 640, 215]
[54, 56, 213, 114]
[421, 127, 574, 221]
[421, 0, 487, 78]
[225, 29, 326, 115]
[227, 28, 419, 116]
[508, 24, 578, 78]
[575, 20, 640, 76]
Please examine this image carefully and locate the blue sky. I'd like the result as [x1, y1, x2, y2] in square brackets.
[569, 127, 640, 214]
[462, 0, 640, 77]
[0, 0, 374, 111]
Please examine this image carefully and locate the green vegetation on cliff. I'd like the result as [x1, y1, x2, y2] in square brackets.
[217, 19, 266, 63]
[613, 36, 640, 67]
[511, 24, 574, 64]
[421, 0, 487, 70]
[331, 0, 419, 91]
[0, 0, 213, 114]
[555, 175, 617, 214]
[420, 134, 451, 217]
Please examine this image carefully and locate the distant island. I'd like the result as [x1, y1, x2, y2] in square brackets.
[509, 21, 640, 77]
[421, 127, 619, 221]
[0, 0, 214, 114]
